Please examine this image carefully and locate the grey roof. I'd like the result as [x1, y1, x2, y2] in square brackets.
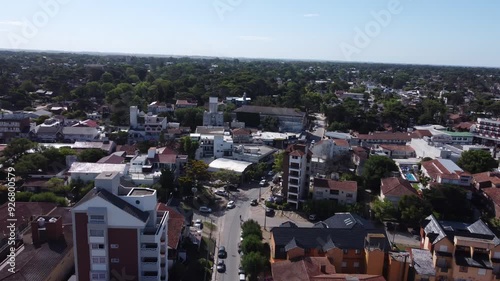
[35, 125, 61, 134]
[322, 236, 337, 251]
[272, 213, 389, 252]
[74, 188, 149, 223]
[284, 237, 301, 251]
[62, 126, 98, 135]
[319, 213, 375, 230]
[279, 221, 298, 228]
[455, 253, 492, 269]
[234, 105, 305, 118]
[423, 215, 500, 246]
[410, 249, 436, 276]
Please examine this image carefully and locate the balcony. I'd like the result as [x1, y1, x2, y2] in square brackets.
[142, 260, 159, 271]
[141, 244, 159, 257]
[289, 187, 298, 194]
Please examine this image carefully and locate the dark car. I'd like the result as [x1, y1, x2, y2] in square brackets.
[265, 208, 274, 217]
[216, 260, 226, 273]
[250, 199, 258, 206]
[218, 246, 227, 259]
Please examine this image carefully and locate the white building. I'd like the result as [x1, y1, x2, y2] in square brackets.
[202, 97, 224, 127]
[72, 172, 169, 281]
[69, 162, 129, 182]
[130, 106, 168, 141]
[192, 134, 233, 159]
[310, 139, 350, 160]
[283, 144, 311, 210]
[312, 178, 357, 205]
[421, 158, 472, 187]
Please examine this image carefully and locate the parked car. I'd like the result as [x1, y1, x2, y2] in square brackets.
[250, 199, 258, 206]
[259, 179, 267, 187]
[265, 208, 275, 217]
[227, 201, 235, 209]
[199, 206, 212, 213]
[194, 219, 203, 230]
[215, 189, 228, 197]
[239, 273, 246, 281]
[267, 170, 275, 176]
[216, 260, 226, 273]
[218, 246, 227, 259]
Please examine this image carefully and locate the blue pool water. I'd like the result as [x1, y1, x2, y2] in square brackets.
[406, 173, 417, 182]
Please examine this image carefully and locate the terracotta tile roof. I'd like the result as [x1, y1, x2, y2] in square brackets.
[413, 129, 433, 138]
[333, 139, 349, 147]
[352, 146, 368, 159]
[97, 154, 124, 164]
[454, 122, 474, 130]
[473, 172, 500, 187]
[357, 132, 412, 141]
[421, 159, 468, 181]
[176, 99, 196, 105]
[290, 150, 305, 157]
[381, 177, 418, 197]
[116, 144, 138, 156]
[286, 143, 312, 157]
[271, 257, 336, 281]
[484, 188, 500, 207]
[313, 178, 357, 192]
[158, 146, 177, 155]
[157, 203, 185, 249]
[0, 202, 57, 234]
[378, 144, 415, 152]
[232, 128, 252, 136]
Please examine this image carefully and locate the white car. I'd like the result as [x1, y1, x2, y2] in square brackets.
[199, 206, 212, 213]
[259, 179, 267, 187]
[194, 219, 203, 229]
[227, 201, 235, 209]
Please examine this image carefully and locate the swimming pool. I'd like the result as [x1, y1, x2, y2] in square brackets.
[405, 173, 418, 182]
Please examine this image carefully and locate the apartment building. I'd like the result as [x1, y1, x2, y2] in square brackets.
[202, 97, 224, 127]
[475, 118, 500, 144]
[72, 172, 169, 281]
[270, 213, 390, 275]
[312, 178, 357, 205]
[282, 144, 311, 210]
[0, 112, 31, 142]
[420, 214, 500, 281]
[234, 105, 306, 133]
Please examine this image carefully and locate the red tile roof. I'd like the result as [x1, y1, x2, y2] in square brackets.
[0, 202, 57, 233]
[97, 154, 124, 164]
[413, 130, 433, 138]
[483, 188, 500, 208]
[378, 144, 415, 152]
[421, 159, 469, 181]
[357, 132, 412, 141]
[176, 99, 196, 105]
[157, 203, 185, 249]
[454, 122, 474, 130]
[333, 139, 349, 147]
[381, 177, 418, 197]
[232, 128, 252, 136]
[472, 171, 500, 187]
[116, 144, 138, 156]
[313, 178, 357, 192]
[290, 150, 305, 157]
[158, 146, 177, 155]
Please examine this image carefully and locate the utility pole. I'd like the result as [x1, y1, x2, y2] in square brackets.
[204, 218, 214, 281]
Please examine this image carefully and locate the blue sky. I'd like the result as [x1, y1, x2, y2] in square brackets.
[0, 0, 499, 67]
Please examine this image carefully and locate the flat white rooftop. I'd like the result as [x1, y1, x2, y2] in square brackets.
[69, 162, 127, 174]
[208, 158, 253, 174]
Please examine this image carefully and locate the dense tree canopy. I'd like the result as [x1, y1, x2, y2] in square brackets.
[457, 150, 498, 174]
[362, 156, 398, 192]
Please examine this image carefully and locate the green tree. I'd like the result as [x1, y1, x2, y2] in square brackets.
[372, 198, 398, 221]
[241, 234, 264, 254]
[30, 192, 67, 206]
[398, 195, 432, 227]
[3, 138, 36, 160]
[457, 150, 498, 174]
[155, 168, 175, 202]
[241, 252, 268, 281]
[179, 136, 199, 160]
[16, 191, 33, 202]
[422, 184, 472, 221]
[211, 169, 240, 186]
[78, 149, 108, 162]
[241, 219, 263, 240]
[362, 156, 398, 192]
[14, 153, 49, 176]
[272, 151, 284, 173]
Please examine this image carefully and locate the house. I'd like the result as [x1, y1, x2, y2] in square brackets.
[310, 139, 350, 160]
[270, 213, 390, 275]
[148, 101, 174, 114]
[97, 154, 125, 164]
[420, 159, 472, 187]
[375, 144, 416, 159]
[175, 99, 197, 109]
[234, 105, 306, 133]
[72, 172, 169, 281]
[72, 119, 99, 128]
[352, 146, 369, 176]
[380, 177, 418, 205]
[409, 249, 436, 281]
[271, 256, 387, 281]
[68, 162, 129, 182]
[419, 214, 500, 280]
[231, 128, 253, 143]
[62, 127, 100, 142]
[157, 203, 185, 269]
[30, 125, 63, 142]
[356, 132, 413, 147]
[282, 144, 312, 210]
[472, 171, 500, 190]
[0, 203, 74, 281]
[312, 178, 357, 205]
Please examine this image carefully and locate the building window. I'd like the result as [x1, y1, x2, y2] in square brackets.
[91, 244, 104, 249]
[346, 193, 353, 198]
[330, 190, 339, 195]
[292, 156, 298, 159]
[110, 244, 119, 249]
[90, 229, 104, 237]
[459, 266, 468, 273]
[343, 249, 348, 254]
[342, 262, 347, 268]
[478, 268, 486, 275]
[89, 215, 105, 223]
[355, 249, 361, 254]
[92, 256, 106, 264]
[91, 272, 106, 280]
[111, 258, 120, 263]
[354, 262, 360, 268]
[438, 245, 448, 252]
